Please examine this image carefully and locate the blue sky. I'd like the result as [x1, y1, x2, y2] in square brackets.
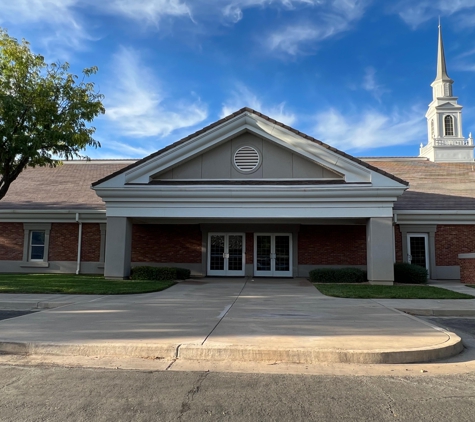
[1, 1, 475, 159]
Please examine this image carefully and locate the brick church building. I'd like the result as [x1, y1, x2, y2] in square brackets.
[1, 27, 475, 284]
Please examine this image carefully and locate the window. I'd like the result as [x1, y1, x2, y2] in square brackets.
[22, 223, 51, 266]
[29, 231, 45, 260]
[444, 115, 454, 136]
[431, 119, 435, 138]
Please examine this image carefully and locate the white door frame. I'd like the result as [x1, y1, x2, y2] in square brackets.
[207, 233, 246, 276]
[407, 233, 430, 276]
[254, 233, 292, 277]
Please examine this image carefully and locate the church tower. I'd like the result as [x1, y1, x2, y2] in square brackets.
[419, 24, 473, 162]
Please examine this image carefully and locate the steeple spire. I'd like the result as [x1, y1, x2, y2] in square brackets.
[435, 23, 453, 83]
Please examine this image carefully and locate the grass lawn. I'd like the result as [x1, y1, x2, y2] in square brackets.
[0, 274, 176, 295]
[314, 284, 475, 299]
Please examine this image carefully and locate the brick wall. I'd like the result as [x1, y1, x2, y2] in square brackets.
[459, 257, 475, 284]
[132, 224, 202, 263]
[298, 225, 367, 265]
[49, 223, 79, 261]
[0, 223, 23, 260]
[246, 233, 253, 264]
[81, 223, 101, 262]
[395, 225, 403, 262]
[436, 225, 475, 266]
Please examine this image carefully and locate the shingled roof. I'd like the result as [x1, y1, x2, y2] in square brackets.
[0, 161, 133, 210]
[365, 158, 475, 210]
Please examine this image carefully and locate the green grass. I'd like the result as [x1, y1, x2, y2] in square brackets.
[0, 274, 176, 295]
[314, 284, 475, 299]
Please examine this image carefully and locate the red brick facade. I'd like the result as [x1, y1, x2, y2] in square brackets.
[0, 223, 23, 260]
[298, 225, 367, 265]
[49, 223, 79, 261]
[132, 224, 202, 263]
[246, 233, 253, 264]
[394, 225, 403, 262]
[458, 257, 475, 284]
[81, 224, 102, 262]
[435, 225, 475, 266]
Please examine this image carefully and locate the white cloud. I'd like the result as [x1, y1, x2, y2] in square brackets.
[394, 0, 475, 28]
[221, 84, 296, 125]
[265, 0, 369, 55]
[105, 46, 208, 138]
[222, 0, 321, 23]
[313, 107, 425, 151]
[101, 0, 191, 25]
[362, 67, 389, 101]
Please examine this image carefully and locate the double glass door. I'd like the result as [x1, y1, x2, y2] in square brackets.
[407, 233, 429, 276]
[254, 234, 292, 277]
[207, 233, 245, 276]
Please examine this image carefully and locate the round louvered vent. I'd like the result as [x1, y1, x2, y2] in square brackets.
[234, 146, 260, 172]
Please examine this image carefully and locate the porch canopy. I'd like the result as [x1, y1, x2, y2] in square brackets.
[93, 108, 408, 284]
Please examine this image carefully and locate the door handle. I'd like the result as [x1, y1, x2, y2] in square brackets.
[223, 253, 229, 259]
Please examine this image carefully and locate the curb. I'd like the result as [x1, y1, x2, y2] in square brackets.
[398, 309, 475, 317]
[0, 333, 464, 365]
[0, 302, 73, 311]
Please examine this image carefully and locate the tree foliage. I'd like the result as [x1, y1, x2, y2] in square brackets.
[0, 29, 105, 200]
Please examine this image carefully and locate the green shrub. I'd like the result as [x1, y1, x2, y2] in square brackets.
[309, 267, 367, 284]
[173, 267, 191, 280]
[130, 266, 176, 281]
[394, 263, 428, 284]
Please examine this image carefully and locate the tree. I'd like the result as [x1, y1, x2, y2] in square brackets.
[0, 29, 105, 200]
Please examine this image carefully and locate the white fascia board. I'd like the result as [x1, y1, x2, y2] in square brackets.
[0, 209, 106, 223]
[394, 210, 475, 225]
[106, 204, 394, 219]
[95, 185, 406, 202]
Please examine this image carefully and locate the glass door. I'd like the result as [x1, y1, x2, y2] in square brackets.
[207, 233, 245, 276]
[254, 234, 292, 277]
[407, 233, 429, 276]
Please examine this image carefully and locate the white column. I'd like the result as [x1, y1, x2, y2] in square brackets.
[104, 217, 132, 279]
[366, 217, 394, 285]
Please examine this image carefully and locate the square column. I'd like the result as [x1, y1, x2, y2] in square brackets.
[104, 217, 132, 279]
[366, 217, 394, 285]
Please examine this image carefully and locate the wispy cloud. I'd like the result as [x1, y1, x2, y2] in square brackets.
[105, 46, 208, 138]
[313, 106, 425, 151]
[362, 67, 389, 101]
[221, 83, 296, 125]
[222, 0, 321, 23]
[101, 0, 192, 26]
[393, 0, 475, 28]
[265, 0, 369, 55]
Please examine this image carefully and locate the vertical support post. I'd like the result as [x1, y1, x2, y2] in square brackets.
[104, 217, 132, 279]
[366, 217, 394, 285]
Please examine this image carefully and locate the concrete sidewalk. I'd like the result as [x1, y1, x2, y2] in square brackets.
[0, 279, 466, 365]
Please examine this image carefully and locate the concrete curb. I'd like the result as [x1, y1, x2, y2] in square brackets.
[0, 333, 464, 364]
[0, 302, 73, 311]
[398, 309, 475, 317]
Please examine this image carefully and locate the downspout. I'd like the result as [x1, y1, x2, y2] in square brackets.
[76, 213, 83, 275]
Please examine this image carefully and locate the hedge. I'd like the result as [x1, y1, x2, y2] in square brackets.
[309, 267, 367, 284]
[130, 266, 176, 281]
[394, 262, 428, 284]
[173, 267, 191, 280]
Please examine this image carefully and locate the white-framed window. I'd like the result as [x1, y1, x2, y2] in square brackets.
[444, 115, 454, 136]
[22, 223, 51, 266]
[29, 230, 46, 261]
[431, 119, 435, 138]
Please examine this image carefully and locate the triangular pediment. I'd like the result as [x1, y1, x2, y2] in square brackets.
[93, 108, 407, 189]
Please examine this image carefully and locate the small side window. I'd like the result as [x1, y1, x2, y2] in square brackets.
[29, 230, 46, 261]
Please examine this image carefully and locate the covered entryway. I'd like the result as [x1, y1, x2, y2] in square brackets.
[207, 233, 245, 276]
[254, 233, 292, 277]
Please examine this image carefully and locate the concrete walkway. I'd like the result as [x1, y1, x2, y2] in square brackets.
[0, 278, 468, 364]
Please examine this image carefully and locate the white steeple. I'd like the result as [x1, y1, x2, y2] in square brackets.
[419, 24, 473, 162]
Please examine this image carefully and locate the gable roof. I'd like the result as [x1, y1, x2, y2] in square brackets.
[92, 107, 408, 187]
